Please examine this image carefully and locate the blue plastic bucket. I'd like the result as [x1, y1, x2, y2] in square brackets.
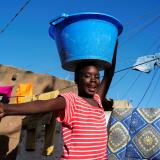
[49, 12, 123, 71]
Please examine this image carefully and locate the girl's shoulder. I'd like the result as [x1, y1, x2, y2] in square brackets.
[60, 92, 79, 100]
[94, 93, 101, 101]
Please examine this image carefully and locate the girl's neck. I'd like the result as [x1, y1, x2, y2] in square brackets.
[79, 95, 100, 108]
[78, 93, 93, 99]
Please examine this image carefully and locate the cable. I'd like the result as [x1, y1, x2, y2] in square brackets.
[154, 41, 160, 52]
[145, 43, 160, 105]
[144, 35, 160, 54]
[136, 67, 159, 107]
[115, 57, 158, 73]
[0, 0, 32, 34]
[111, 70, 129, 88]
[121, 72, 142, 99]
[121, 15, 160, 45]
[145, 69, 160, 105]
[124, 14, 160, 34]
[124, 6, 160, 26]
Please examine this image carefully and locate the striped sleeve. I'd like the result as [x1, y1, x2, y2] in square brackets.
[94, 94, 103, 108]
[56, 92, 77, 125]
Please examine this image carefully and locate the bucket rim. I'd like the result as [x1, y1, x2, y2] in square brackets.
[62, 59, 111, 71]
[50, 12, 123, 35]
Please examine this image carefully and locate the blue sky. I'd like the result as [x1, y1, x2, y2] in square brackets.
[0, 0, 160, 107]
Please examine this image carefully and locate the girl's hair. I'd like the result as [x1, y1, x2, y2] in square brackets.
[74, 61, 99, 83]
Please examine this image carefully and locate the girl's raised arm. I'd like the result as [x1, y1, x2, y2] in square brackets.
[97, 40, 118, 102]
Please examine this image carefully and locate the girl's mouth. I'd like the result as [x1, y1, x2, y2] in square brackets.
[88, 86, 97, 92]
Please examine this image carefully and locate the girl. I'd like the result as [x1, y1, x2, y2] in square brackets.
[0, 42, 118, 160]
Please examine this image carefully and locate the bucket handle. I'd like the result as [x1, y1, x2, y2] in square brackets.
[49, 13, 69, 26]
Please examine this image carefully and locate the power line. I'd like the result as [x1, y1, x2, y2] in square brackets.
[124, 6, 160, 26]
[0, 0, 32, 34]
[144, 35, 160, 53]
[145, 69, 160, 105]
[122, 72, 142, 99]
[121, 15, 160, 45]
[144, 33, 160, 104]
[111, 70, 129, 88]
[115, 57, 158, 73]
[154, 41, 160, 52]
[136, 67, 159, 107]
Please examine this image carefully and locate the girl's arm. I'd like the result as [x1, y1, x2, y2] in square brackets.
[97, 40, 118, 102]
[0, 96, 66, 116]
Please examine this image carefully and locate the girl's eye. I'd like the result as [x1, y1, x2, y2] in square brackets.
[84, 74, 91, 78]
[83, 74, 100, 79]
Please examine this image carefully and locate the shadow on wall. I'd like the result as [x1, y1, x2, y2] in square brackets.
[42, 84, 55, 93]
[0, 135, 18, 160]
[0, 135, 9, 159]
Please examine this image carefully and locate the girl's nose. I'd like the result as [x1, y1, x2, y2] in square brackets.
[90, 76, 96, 81]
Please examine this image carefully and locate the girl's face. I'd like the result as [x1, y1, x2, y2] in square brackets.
[76, 65, 100, 97]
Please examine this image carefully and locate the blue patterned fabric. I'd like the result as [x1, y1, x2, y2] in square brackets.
[107, 108, 160, 160]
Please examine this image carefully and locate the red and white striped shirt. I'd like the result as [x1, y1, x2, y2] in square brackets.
[56, 92, 108, 160]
